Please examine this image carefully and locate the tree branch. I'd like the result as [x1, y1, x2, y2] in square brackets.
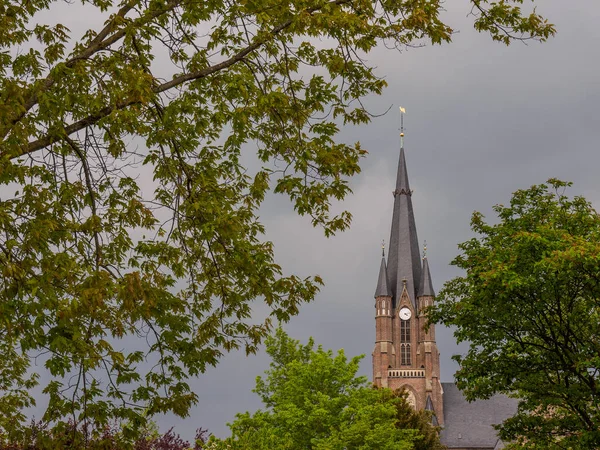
[8, 0, 353, 160]
[0, 0, 183, 141]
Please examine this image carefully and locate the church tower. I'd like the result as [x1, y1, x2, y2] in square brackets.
[372, 129, 444, 426]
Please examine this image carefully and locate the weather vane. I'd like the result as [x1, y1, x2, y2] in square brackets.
[399, 106, 406, 148]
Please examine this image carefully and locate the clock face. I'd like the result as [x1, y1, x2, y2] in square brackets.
[399, 307, 412, 320]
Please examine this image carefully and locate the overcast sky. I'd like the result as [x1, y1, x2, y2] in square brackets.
[20, 0, 600, 441]
[160, 1, 600, 440]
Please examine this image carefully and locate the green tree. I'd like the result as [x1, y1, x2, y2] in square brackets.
[391, 389, 445, 450]
[429, 179, 600, 449]
[0, 0, 555, 436]
[208, 328, 442, 449]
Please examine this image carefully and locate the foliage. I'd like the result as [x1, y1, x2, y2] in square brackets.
[0, 0, 555, 435]
[429, 179, 600, 448]
[207, 328, 443, 449]
[391, 390, 445, 450]
[0, 420, 208, 450]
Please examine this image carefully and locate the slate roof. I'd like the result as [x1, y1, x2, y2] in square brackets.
[386, 147, 421, 308]
[374, 252, 392, 297]
[440, 383, 518, 449]
[418, 257, 435, 297]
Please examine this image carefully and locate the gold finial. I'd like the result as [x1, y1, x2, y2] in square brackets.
[423, 240, 427, 259]
[381, 239, 385, 257]
[402, 277, 407, 286]
[399, 106, 406, 148]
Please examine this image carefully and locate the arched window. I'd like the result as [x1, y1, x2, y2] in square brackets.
[400, 318, 411, 365]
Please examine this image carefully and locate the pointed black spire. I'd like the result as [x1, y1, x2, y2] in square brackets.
[425, 395, 439, 426]
[425, 395, 435, 411]
[374, 247, 392, 298]
[418, 256, 435, 297]
[387, 147, 422, 308]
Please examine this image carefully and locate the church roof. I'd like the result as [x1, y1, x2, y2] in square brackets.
[440, 383, 518, 449]
[418, 256, 435, 297]
[374, 251, 392, 297]
[386, 147, 421, 308]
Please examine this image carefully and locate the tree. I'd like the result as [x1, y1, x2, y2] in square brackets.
[429, 179, 600, 448]
[391, 389, 445, 450]
[0, 0, 555, 436]
[207, 328, 441, 449]
[0, 420, 208, 449]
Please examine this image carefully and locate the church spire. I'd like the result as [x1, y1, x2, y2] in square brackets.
[418, 251, 435, 297]
[374, 245, 392, 298]
[373, 121, 444, 426]
[386, 144, 422, 308]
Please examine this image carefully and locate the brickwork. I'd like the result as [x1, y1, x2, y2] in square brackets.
[373, 282, 444, 425]
[373, 295, 394, 387]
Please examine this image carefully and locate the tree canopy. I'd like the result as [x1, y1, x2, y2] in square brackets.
[207, 328, 441, 449]
[391, 389, 445, 450]
[0, 421, 207, 450]
[429, 179, 600, 448]
[0, 0, 555, 437]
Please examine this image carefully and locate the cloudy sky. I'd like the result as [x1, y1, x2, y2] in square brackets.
[17, 0, 600, 441]
[158, 0, 600, 440]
